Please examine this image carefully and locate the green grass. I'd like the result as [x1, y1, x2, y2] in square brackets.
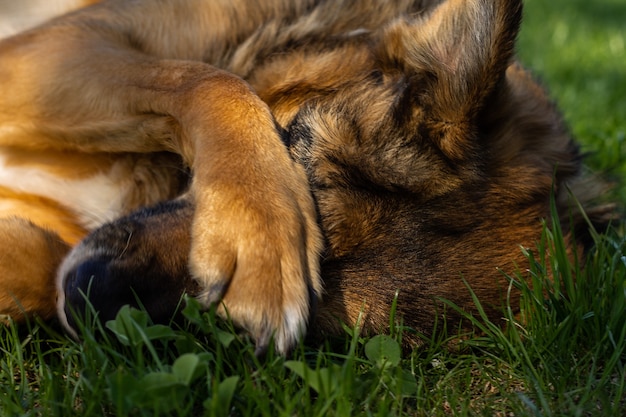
[1, 0, 625, 416]
[518, 0, 626, 202]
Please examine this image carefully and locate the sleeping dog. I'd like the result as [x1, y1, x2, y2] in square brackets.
[0, 0, 611, 354]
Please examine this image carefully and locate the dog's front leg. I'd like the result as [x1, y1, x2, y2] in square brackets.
[171, 73, 324, 354]
[0, 25, 322, 354]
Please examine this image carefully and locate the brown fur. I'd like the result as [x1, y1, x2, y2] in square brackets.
[0, 0, 611, 353]
[0, 217, 70, 321]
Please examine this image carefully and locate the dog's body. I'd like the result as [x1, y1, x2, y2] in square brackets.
[0, 0, 609, 353]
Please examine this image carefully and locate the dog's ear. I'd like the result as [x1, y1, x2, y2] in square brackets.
[380, 0, 522, 160]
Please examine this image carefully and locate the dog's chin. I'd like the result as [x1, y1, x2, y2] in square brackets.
[55, 198, 198, 338]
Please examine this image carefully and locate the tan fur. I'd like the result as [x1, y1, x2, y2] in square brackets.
[0, 217, 70, 321]
[0, 185, 87, 244]
[0, 0, 611, 353]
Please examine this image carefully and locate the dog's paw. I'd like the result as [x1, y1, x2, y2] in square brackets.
[190, 165, 323, 355]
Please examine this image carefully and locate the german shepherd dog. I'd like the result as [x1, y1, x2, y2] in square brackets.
[0, 0, 610, 354]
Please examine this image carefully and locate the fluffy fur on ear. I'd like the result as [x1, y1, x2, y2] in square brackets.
[379, 0, 522, 160]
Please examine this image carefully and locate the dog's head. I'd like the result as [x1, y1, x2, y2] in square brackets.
[284, 0, 605, 340]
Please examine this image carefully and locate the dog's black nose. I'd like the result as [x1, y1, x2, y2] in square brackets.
[63, 259, 121, 331]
